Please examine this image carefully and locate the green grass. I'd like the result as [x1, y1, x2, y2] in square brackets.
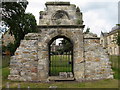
[109, 55, 120, 79]
[2, 67, 10, 80]
[2, 79, 118, 88]
[1, 56, 10, 68]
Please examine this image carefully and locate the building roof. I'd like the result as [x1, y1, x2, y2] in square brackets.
[108, 24, 120, 35]
[101, 25, 120, 37]
[101, 31, 108, 37]
[112, 24, 120, 31]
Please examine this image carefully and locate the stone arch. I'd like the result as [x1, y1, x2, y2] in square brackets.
[37, 29, 84, 81]
[48, 35, 73, 46]
[48, 35, 74, 76]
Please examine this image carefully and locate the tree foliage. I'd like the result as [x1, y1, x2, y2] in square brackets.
[61, 39, 72, 53]
[2, 1, 37, 55]
[115, 24, 120, 46]
[117, 30, 120, 46]
[84, 27, 90, 34]
[2, 43, 16, 55]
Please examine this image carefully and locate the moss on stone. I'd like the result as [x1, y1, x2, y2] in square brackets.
[76, 19, 82, 25]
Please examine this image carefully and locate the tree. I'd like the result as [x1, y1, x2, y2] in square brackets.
[115, 24, 120, 55]
[84, 27, 90, 34]
[61, 39, 72, 53]
[116, 24, 120, 46]
[2, 1, 28, 41]
[117, 30, 120, 55]
[113, 30, 120, 55]
[117, 31, 120, 46]
[2, 1, 37, 55]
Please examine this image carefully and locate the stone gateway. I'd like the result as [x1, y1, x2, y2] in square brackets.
[8, 2, 113, 82]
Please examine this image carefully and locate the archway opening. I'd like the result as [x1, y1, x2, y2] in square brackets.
[48, 36, 73, 78]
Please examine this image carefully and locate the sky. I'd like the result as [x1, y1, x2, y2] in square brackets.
[26, 0, 119, 37]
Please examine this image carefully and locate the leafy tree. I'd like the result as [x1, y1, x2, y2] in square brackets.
[84, 27, 90, 34]
[112, 25, 120, 55]
[2, 45, 6, 53]
[115, 24, 120, 46]
[116, 30, 120, 55]
[2, 1, 37, 55]
[117, 31, 120, 46]
[6, 42, 16, 55]
[61, 39, 72, 53]
[56, 48, 63, 55]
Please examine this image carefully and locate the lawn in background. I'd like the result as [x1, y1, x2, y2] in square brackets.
[109, 55, 120, 79]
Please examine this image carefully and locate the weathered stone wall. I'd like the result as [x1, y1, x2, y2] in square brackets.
[8, 40, 38, 81]
[84, 33, 113, 81]
[8, 26, 85, 82]
[8, 31, 113, 82]
[36, 27, 84, 81]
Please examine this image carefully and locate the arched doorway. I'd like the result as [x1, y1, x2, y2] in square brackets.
[48, 36, 73, 78]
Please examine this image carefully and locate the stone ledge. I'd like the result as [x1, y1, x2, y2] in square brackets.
[48, 76, 74, 81]
[37, 25, 85, 28]
[45, 2, 70, 6]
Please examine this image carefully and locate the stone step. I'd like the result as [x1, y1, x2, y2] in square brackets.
[48, 76, 75, 81]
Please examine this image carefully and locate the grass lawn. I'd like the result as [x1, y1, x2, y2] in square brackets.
[109, 55, 120, 79]
[1, 79, 118, 88]
[1, 55, 119, 88]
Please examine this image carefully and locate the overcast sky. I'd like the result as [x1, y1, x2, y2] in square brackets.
[25, 0, 119, 36]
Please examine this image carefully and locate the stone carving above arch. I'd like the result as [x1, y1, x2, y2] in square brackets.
[51, 10, 70, 25]
[52, 10, 70, 20]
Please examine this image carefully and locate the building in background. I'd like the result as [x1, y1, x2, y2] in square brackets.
[100, 24, 120, 55]
[100, 32, 108, 48]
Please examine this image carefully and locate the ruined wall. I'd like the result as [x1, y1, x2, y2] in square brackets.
[8, 32, 113, 82]
[8, 40, 38, 81]
[8, 26, 85, 82]
[84, 33, 113, 80]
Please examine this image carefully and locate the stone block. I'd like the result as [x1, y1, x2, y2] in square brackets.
[38, 65, 44, 70]
[31, 67, 37, 73]
[10, 69, 19, 75]
[59, 72, 67, 78]
[20, 71, 26, 76]
[67, 72, 73, 78]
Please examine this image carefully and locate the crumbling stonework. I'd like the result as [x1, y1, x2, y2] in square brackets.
[8, 2, 113, 82]
[84, 33, 113, 81]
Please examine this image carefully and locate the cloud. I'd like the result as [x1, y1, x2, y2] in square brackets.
[84, 10, 112, 35]
[82, 2, 118, 36]
[26, 0, 119, 36]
